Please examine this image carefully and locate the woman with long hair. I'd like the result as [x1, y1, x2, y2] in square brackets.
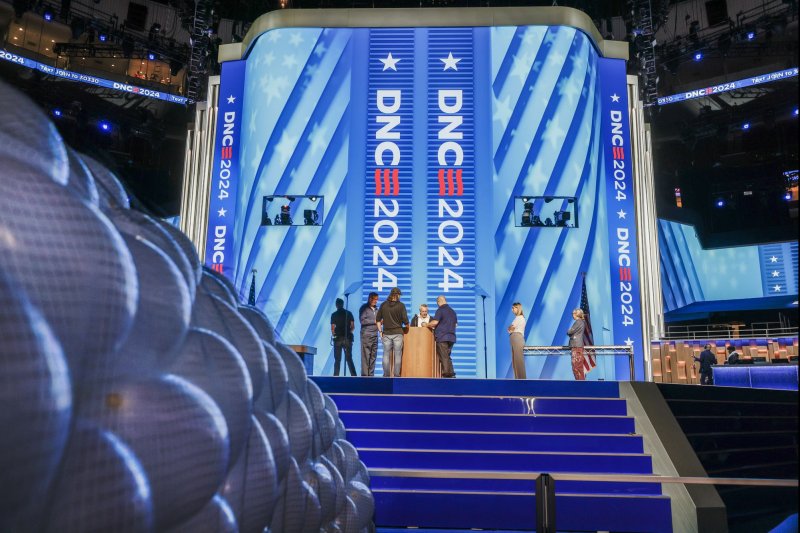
[507, 302, 526, 379]
[567, 308, 586, 380]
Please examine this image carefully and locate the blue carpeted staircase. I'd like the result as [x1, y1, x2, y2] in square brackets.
[314, 378, 673, 532]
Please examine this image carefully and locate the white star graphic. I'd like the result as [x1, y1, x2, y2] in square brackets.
[547, 50, 565, 66]
[313, 42, 328, 58]
[543, 31, 556, 46]
[274, 131, 298, 165]
[541, 118, 566, 149]
[307, 123, 328, 155]
[510, 54, 532, 82]
[774, 285, 782, 292]
[218, 207, 227, 217]
[440, 52, 461, 71]
[493, 94, 512, 127]
[522, 28, 540, 47]
[380, 53, 400, 71]
[558, 78, 581, 103]
[226, 95, 236, 104]
[262, 52, 275, 66]
[617, 209, 627, 219]
[289, 32, 303, 46]
[526, 160, 548, 187]
[772, 270, 781, 278]
[282, 54, 299, 69]
[770, 256, 778, 263]
[611, 93, 621, 102]
[624, 337, 634, 346]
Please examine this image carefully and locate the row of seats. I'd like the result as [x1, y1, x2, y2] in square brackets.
[651, 338, 799, 384]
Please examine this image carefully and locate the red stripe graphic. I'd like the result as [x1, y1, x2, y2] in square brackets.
[612, 146, 625, 160]
[383, 169, 391, 196]
[392, 169, 399, 196]
[438, 169, 445, 196]
[212, 263, 223, 273]
[221, 147, 232, 159]
[619, 267, 631, 281]
[374, 168, 382, 195]
[456, 169, 463, 196]
[447, 169, 454, 196]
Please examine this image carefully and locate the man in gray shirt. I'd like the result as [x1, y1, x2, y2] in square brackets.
[376, 287, 409, 377]
[359, 292, 379, 376]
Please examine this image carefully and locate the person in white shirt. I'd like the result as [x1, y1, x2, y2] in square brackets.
[410, 304, 431, 327]
[507, 302, 527, 379]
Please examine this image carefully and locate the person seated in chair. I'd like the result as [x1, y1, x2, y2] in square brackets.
[726, 345, 740, 365]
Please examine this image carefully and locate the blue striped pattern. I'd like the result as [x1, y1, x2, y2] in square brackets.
[426, 28, 477, 376]
[759, 242, 798, 296]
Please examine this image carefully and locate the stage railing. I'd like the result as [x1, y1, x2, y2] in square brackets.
[522, 345, 635, 381]
[369, 467, 798, 533]
[664, 323, 799, 341]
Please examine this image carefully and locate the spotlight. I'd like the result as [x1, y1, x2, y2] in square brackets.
[98, 121, 111, 132]
[52, 109, 62, 117]
[693, 52, 703, 62]
[742, 122, 750, 131]
[99, 33, 107, 42]
[308, 196, 318, 202]
[794, 108, 798, 117]
[43, 11, 52, 21]
[147, 52, 157, 61]
[784, 192, 792, 201]
[746, 31, 755, 40]
[716, 199, 725, 208]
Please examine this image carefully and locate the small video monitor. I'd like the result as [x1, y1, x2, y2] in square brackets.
[261, 195, 324, 227]
[514, 196, 578, 228]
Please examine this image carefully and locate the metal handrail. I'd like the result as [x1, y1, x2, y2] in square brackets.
[663, 325, 798, 341]
[369, 467, 798, 533]
[523, 345, 635, 381]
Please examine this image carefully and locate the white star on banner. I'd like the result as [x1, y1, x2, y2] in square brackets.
[547, 50, 565, 66]
[493, 94, 512, 127]
[218, 207, 227, 217]
[770, 256, 778, 263]
[558, 78, 581, 103]
[307, 123, 328, 155]
[262, 52, 275, 66]
[772, 270, 781, 277]
[611, 93, 621, 102]
[774, 285, 782, 292]
[510, 54, 532, 82]
[522, 29, 539, 47]
[313, 42, 328, 58]
[282, 54, 299, 69]
[617, 209, 627, 219]
[275, 131, 298, 165]
[226, 95, 236, 104]
[380, 53, 400, 71]
[440, 52, 461, 71]
[624, 337, 634, 346]
[289, 32, 303, 46]
[542, 118, 566, 149]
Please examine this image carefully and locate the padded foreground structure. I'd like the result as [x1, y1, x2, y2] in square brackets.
[315, 377, 673, 532]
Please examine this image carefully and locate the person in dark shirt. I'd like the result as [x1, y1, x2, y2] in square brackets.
[376, 287, 409, 377]
[358, 292, 379, 376]
[426, 295, 457, 378]
[330, 298, 356, 376]
[726, 345, 740, 365]
[693, 344, 716, 385]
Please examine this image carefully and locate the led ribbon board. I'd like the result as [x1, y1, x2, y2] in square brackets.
[0, 49, 190, 105]
[657, 67, 797, 106]
[212, 25, 646, 379]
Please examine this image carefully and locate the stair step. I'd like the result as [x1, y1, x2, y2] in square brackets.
[373, 490, 672, 532]
[313, 377, 622, 398]
[371, 475, 662, 495]
[339, 411, 636, 434]
[329, 393, 628, 415]
[358, 448, 653, 474]
[346, 429, 645, 454]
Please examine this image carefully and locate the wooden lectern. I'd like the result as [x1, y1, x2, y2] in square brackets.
[401, 327, 441, 378]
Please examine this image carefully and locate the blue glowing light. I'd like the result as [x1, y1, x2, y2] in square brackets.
[52, 109, 62, 117]
[99, 34, 107, 42]
[43, 11, 52, 21]
[693, 52, 703, 62]
[785, 192, 792, 201]
[742, 122, 750, 130]
[716, 199, 725, 208]
[147, 52, 156, 61]
[746, 31, 755, 40]
[98, 121, 111, 132]
[794, 108, 799, 117]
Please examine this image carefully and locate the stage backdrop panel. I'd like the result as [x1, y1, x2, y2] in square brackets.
[204, 24, 645, 380]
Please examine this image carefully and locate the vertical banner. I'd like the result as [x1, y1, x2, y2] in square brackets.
[205, 60, 246, 278]
[598, 57, 645, 379]
[426, 28, 477, 376]
[363, 30, 415, 301]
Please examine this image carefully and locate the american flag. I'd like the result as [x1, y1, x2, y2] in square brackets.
[580, 274, 597, 372]
[248, 269, 257, 306]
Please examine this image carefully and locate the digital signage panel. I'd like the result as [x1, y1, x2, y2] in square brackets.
[206, 24, 644, 379]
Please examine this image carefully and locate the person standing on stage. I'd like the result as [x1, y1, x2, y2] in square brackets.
[693, 344, 716, 385]
[359, 292, 380, 376]
[426, 295, 457, 378]
[331, 298, 356, 376]
[410, 304, 431, 327]
[376, 287, 409, 377]
[507, 302, 527, 379]
[567, 308, 586, 380]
